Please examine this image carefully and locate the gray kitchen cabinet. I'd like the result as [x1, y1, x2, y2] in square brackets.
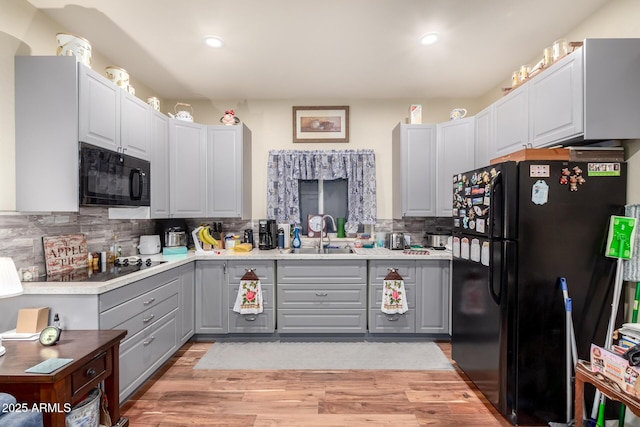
[474, 105, 494, 168]
[227, 260, 275, 333]
[150, 110, 171, 218]
[436, 117, 475, 217]
[120, 90, 151, 160]
[276, 260, 367, 333]
[177, 263, 195, 344]
[99, 267, 188, 402]
[169, 119, 207, 218]
[368, 260, 417, 334]
[78, 63, 120, 152]
[195, 260, 228, 334]
[416, 260, 450, 334]
[494, 84, 529, 158]
[207, 124, 252, 218]
[392, 123, 437, 218]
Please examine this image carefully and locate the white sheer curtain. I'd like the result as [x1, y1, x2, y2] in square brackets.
[266, 149, 377, 226]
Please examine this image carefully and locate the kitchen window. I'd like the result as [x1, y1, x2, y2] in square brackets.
[299, 179, 348, 235]
[266, 149, 377, 227]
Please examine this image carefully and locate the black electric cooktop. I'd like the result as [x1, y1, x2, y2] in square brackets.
[44, 257, 167, 282]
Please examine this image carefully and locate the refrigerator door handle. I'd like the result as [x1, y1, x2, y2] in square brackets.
[488, 171, 502, 239]
[488, 240, 502, 305]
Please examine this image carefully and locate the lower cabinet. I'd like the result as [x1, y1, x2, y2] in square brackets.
[227, 260, 275, 333]
[276, 260, 367, 333]
[99, 266, 194, 402]
[369, 259, 450, 335]
[195, 260, 228, 334]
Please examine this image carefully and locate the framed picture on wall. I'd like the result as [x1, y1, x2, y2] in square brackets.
[292, 106, 349, 143]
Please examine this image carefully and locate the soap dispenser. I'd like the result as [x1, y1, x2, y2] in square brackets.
[292, 226, 302, 249]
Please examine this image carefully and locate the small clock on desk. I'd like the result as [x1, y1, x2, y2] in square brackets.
[307, 214, 327, 238]
[38, 326, 61, 346]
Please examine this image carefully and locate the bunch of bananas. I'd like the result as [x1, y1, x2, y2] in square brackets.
[197, 225, 220, 248]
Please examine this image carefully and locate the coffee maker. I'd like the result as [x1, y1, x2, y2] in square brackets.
[258, 219, 277, 250]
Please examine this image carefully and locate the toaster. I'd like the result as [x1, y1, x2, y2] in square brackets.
[387, 232, 406, 250]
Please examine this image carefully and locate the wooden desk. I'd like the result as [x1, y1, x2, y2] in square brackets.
[575, 360, 640, 426]
[0, 329, 127, 427]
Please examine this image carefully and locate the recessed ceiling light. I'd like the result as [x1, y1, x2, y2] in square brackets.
[203, 35, 225, 48]
[418, 33, 440, 46]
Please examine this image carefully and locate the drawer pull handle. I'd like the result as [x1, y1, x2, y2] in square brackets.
[143, 336, 155, 345]
[245, 316, 257, 321]
[143, 297, 155, 305]
[143, 314, 155, 323]
[315, 292, 328, 297]
[86, 368, 97, 377]
[386, 315, 400, 321]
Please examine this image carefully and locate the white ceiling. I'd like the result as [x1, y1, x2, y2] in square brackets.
[27, 0, 611, 100]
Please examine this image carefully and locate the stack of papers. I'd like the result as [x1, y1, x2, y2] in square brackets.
[1, 329, 39, 341]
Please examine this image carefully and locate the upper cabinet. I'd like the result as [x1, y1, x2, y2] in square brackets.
[150, 110, 171, 218]
[474, 105, 494, 168]
[392, 123, 437, 218]
[486, 38, 640, 162]
[15, 56, 152, 212]
[207, 124, 252, 219]
[436, 117, 475, 217]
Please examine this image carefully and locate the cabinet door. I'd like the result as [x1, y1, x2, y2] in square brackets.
[169, 120, 207, 217]
[494, 85, 528, 157]
[392, 124, 437, 217]
[207, 125, 243, 217]
[179, 263, 195, 344]
[195, 261, 227, 334]
[436, 117, 475, 217]
[417, 260, 450, 334]
[120, 91, 151, 160]
[529, 49, 583, 147]
[474, 105, 494, 168]
[78, 66, 119, 151]
[150, 111, 170, 218]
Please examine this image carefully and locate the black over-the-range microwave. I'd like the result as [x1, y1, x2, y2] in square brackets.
[79, 142, 151, 207]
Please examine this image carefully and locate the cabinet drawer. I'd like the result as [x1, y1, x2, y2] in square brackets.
[71, 351, 108, 398]
[277, 309, 366, 333]
[119, 312, 178, 401]
[228, 309, 274, 333]
[368, 310, 416, 334]
[100, 268, 180, 312]
[110, 294, 178, 339]
[100, 279, 179, 329]
[369, 284, 416, 309]
[369, 260, 417, 284]
[227, 260, 275, 284]
[278, 284, 366, 308]
[277, 260, 366, 284]
[228, 283, 273, 309]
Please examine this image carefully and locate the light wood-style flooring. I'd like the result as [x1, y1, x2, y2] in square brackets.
[121, 341, 523, 426]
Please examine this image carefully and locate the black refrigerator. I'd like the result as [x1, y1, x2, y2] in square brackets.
[451, 160, 626, 425]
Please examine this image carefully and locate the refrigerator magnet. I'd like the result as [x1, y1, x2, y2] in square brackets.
[481, 241, 490, 266]
[476, 218, 486, 233]
[531, 180, 549, 205]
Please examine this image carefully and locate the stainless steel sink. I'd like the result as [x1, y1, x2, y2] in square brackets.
[288, 247, 355, 254]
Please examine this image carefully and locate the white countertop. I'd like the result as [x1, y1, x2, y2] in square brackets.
[21, 247, 451, 295]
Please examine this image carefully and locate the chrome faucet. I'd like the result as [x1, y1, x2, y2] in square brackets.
[319, 214, 336, 251]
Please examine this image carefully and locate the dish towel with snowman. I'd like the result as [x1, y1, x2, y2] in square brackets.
[381, 268, 408, 314]
[233, 269, 263, 314]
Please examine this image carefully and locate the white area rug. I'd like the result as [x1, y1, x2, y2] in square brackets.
[194, 341, 453, 370]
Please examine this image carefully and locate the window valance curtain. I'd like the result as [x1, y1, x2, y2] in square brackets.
[266, 149, 377, 226]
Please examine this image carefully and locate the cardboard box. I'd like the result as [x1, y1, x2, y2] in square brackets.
[590, 343, 640, 397]
[16, 307, 49, 333]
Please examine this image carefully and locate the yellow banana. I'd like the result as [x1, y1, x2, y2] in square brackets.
[202, 226, 219, 247]
[197, 226, 208, 244]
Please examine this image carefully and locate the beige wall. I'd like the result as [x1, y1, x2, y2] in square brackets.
[2, 0, 640, 215]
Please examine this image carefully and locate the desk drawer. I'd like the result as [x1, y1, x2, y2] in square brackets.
[71, 351, 108, 398]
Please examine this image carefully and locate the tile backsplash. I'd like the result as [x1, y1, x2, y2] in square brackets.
[0, 210, 451, 274]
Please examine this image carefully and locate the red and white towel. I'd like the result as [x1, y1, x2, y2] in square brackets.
[233, 269, 263, 314]
[381, 269, 408, 314]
